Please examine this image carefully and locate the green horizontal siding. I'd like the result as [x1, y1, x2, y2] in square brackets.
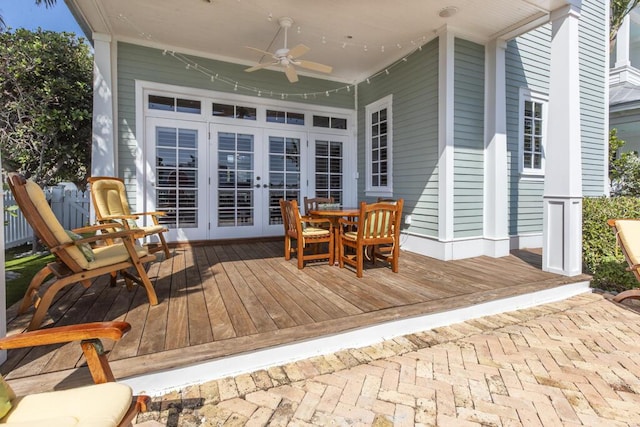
[454, 38, 484, 239]
[357, 39, 439, 237]
[116, 42, 354, 209]
[579, 0, 607, 197]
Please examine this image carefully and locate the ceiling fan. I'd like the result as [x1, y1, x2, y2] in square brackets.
[245, 17, 333, 83]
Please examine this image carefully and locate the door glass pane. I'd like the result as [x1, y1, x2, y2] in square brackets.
[269, 136, 300, 225]
[155, 127, 199, 228]
[217, 132, 255, 227]
[315, 140, 344, 204]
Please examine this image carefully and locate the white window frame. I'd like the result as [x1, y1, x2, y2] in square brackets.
[518, 88, 547, 177]
[365, 94, 393, 195]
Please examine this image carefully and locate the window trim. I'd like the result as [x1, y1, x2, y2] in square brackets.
[365, 94, 393, 195]
[518, 88, 547, 177]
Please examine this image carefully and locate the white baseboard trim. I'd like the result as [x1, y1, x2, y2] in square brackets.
[401, 232, 510, 260]
[122, 281, 592, 397]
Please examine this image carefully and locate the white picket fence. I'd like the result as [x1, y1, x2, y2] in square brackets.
[3, 186, 91, 249]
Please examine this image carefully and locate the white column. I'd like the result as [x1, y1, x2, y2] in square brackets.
[615, 14, 631, 68]
[543, 2, 583, 276]
[483, 39, 509, 257]
[91, 33, 116, 177]
[438, 28, 455, 259]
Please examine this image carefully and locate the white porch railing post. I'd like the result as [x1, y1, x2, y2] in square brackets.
[542, 2, 583, 276]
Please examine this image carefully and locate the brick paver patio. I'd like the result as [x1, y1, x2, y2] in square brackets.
[136, 292, 640, 426]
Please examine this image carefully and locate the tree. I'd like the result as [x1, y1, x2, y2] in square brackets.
[0, 29, 92, 186]
[609, 129, 640, 196]
[611, 0, 640, 43]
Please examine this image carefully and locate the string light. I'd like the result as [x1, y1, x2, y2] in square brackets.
[164, 36, 424, 101]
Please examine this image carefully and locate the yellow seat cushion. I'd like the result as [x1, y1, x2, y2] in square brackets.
[1, 382, 132, 427]
[24, 180, 89, 269]
[89, 244, 149, 270]
[301, 227, 330, 237]
[616, 220, 640, 266]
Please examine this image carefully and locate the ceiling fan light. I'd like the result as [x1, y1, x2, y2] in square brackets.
[438, 7, 458, 18]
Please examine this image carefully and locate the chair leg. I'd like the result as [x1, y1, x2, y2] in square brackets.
[356, 244, 364, 278]
[158, 232, 171, 259]
[18, 265, 52, 315]
[130, 261, 158, 305]
[284, 236, 291, 260]
[297, 238, 305, 269]
[27, 275, 76, 331]
[613, 289, 640, 302]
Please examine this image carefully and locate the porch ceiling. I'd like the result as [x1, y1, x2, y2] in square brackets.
[67, 0, 569, 82]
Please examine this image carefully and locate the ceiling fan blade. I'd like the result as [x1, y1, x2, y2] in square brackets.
[287, 44, 310, 59]
[296, 60, 333, 74]
[245, 62, 276, 72]
[284, 64, 299, 83]
[245, 46, 275, 57]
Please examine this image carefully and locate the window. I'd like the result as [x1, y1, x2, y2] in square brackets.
[212, 103, 256, 120]
[365, 95, 392, 194]
[266, 109, 305, 125]
[313, 115, 347, 130]
[519, 89, 547, 176]
[148, 95, 201, 114]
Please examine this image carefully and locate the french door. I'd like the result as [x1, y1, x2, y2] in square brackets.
[144, 118, 208, 241]
[210, 124, 307, 238]
[143, 120, 350, 241]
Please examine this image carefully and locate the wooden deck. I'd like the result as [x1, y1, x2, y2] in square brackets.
[1, 240, 591, 395]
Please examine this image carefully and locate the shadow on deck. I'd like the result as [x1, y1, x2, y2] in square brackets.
[2, 240, 591, 396]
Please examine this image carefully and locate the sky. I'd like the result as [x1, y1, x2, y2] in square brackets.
[0, 0, 84, 35]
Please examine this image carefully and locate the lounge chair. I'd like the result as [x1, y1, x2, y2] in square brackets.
[88, 176, 171, 259]
[7, 173, 159, 331]
[0, 321, 148, 426]
[608, 218, 640, 302]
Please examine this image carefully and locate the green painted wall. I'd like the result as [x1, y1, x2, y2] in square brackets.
[116, 42, 354, 206]
[506, 26, 550, 237]
[453, 39, 485, 239]
[505, 0, 608, 237]
[580, 0, 608, 197]
[356, 39, 440, 237]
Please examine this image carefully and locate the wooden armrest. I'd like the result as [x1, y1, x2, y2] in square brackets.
[72, 223, 124, 234]
[51, 229, 146, 253]
[102, 214, 140, 220]
[132, 211, 166, 217]
[0, 321, 131, 349]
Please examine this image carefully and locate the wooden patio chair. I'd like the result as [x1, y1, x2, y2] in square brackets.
[279, 199, 334, 269]
[7, 173, 159, 331]
[0, 321, 148, 426]
[303, 196, 335, 216]
[338, 199, 404, 278]
[607, 218, 640, 302]
[88, 176, 171, 259]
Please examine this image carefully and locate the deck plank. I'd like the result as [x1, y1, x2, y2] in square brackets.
[187, 247, 214, 346]
[165, 247, 189, 350]
[1, 242, 591, 395]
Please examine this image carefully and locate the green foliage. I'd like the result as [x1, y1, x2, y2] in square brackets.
[4, 245, 54, 308]
[583, 196, 640, 292]
[609, 129, 640, 196]
[0, 29, 92, 186]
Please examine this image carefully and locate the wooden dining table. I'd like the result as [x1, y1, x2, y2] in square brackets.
[309, 207, 360, 264]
